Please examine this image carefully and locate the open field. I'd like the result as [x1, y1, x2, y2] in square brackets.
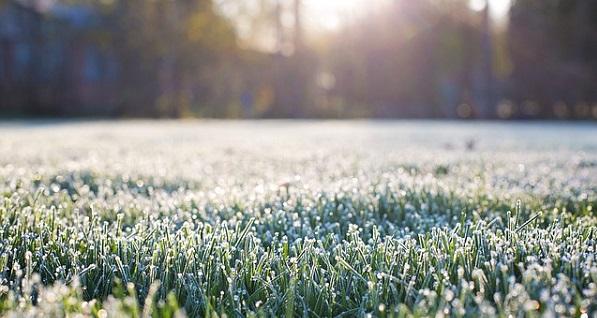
[0, 121, 596, 317]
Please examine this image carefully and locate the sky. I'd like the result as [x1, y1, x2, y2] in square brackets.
[302, 0, 382, 31]
[303, 0, 513, 31]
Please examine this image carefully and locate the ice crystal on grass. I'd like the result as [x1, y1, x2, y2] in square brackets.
[0, 121, 595, 317]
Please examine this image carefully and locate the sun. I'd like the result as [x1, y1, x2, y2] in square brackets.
[303, 0, 378, 31]
[469, 0, 513, 21]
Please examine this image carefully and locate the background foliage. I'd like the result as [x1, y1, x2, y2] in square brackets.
[0, 0, 595, 119]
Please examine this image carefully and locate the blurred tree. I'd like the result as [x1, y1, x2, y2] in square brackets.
[102, 0, 237, 117]
[326, 0, 482, 118]
[268, 0, 316, 118]
[508, 0, 597, 118]
[1, 0, 595, 119]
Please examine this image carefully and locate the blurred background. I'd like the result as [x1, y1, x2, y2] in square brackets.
[0, 0, 595, 119]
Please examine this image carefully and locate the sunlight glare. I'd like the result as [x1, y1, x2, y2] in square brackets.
[306, 0, 511, 31]
[303, 0, 377, 31]
[469, 0, 512, 21]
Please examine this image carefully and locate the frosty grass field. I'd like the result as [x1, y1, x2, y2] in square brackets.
[0, 121, 596, 317]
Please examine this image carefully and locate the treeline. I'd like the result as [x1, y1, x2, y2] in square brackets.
[0, 0, 242, 117]
[0, 0, 595, 119]
[322, 0, 596, 119]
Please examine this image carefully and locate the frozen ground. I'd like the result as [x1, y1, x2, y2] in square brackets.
[0, 120, 595, 317]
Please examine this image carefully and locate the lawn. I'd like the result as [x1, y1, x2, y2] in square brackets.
[0, 121, 595, 317]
